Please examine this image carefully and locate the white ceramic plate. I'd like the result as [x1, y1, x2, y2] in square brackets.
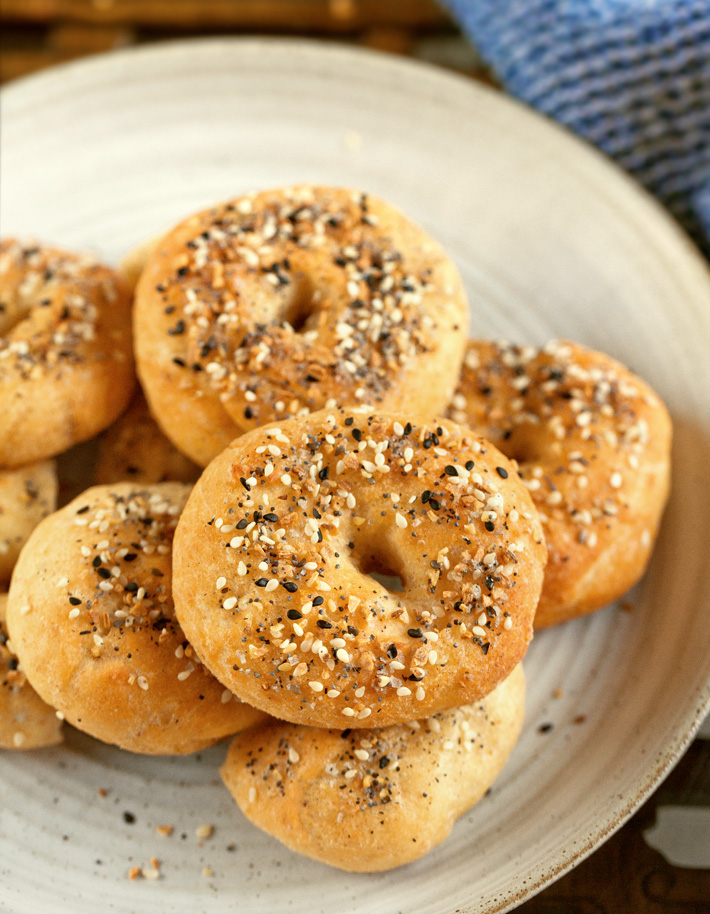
[2, 38, 710, 914]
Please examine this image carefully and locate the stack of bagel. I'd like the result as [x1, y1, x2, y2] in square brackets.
[0, 187, 671, 871]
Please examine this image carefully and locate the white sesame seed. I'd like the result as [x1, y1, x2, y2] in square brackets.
[504, 616, 513, 630]
[195, 824, 213, 840]
[221, 689, 233, 703]
[357, 707, 372, 719]
[610, 472, 623, 489]
[327, 689, 341, 698]
[309, 681, 324, 692]
[248, 786, 257, 803]
[288, 747, 300, 763]
[223, 596, 237, 610]
[265, 579, 279, 592]
[68, 608, 80, 620]
[56, 577, 69, 588]
[354, 749, 369, 761]
[416, 687, 426, 701]
[336, 648, 350, 663]
[137, 676, 149, 691]
[396, 686, 412, 697]
[215, 576, 226, 589]
[342, 707, 355, 717]
[390, 660, 405, 671]
[395, 513, 408, 529]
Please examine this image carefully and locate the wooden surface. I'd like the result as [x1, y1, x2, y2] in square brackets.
[1, 3, 708, 911]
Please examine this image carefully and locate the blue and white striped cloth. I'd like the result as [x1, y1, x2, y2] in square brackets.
[443, 0, 710, 254]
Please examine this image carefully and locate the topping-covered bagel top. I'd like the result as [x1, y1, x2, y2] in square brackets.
[173, 409, 546, 728]
[134, 186, 468, 450]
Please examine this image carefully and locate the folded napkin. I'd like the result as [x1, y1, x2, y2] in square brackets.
[443, 0, 710, 255]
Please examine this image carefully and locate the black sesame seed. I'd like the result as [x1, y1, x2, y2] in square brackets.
[7, 658, 19, 671]
[407, 628, 423, 639]
[387, 643, 397, 659]
[313, 596, 324, 606]
[244, 406, 254, 420]
[123, 553, 137, 562]
[317, 619, 332, 629]
[236, 519, 249, 530]
[92, 556, 102, 568]
[167, 320, 185, 335]
[404, 423, 412, 435]
[282, 581, 298, 593]
[465, 460, 475, 471]
[176, 266, 189, 277]
[352, 429, 362, 442]
[76, 505, 90, 515]
[172, 357, 186, 367]
[263, 513, 278, 522]
[318, 467, 329, 480]
[344, 417, 354, 426]
[287, 609, 303, 620]
[481, 642, 490, 655]
[496, 466, 509, 479]
[444, 465, 457, 476]
[255, 578, 268, 587]
[485, 574, 496, 591]
[68, 597, 81, 606]
[123, 811, 136, 824]
[421, 490, 431, 503]
[347, 625, 359, 636]
[538, 722, 554, 734]
[485, 521, 495, 532]
[428, 498, 441, 511]
[96, 567, 111, 580]
[312, 508, 321, 519]
[379, 756, 390, 769]
[125, 582, 138, 593]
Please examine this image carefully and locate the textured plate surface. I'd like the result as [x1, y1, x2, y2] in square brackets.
[1, 38, 710, 914]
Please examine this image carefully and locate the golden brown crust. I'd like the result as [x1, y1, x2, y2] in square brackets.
[221, 663, 525, 872]
[0, 459, 57, 587]
[173, 409, 545, 728]
[0, 240, 136, 468]
[0, 593, 63, 750]
[448, 340, 672, 627]
[6, 483, 267, 754]
[94, 391, 201, 486]
[134, 186, 469, 466]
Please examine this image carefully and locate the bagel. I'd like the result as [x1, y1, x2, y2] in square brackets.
[0, 240, 135, 468]
[448, 340, 672, 627]
[173, 408, 546, 728]
[94, 391, 200, 486]
[0, 593, 63, 750]
[6, 483, 267, 754]
[221, 663, 525, 872]
[133, 186, 469, 466]
[0, 459, 57, 587]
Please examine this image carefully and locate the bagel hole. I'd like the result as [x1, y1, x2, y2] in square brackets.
[357, 550, 406, 594]
[283, 281, 320, 334]
[367, 570, 405, 593]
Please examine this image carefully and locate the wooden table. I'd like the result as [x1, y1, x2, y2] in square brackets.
[2, 3, 709, 910]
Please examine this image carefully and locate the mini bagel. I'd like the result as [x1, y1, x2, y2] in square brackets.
[7, 483, 267, 755]
[173, 409, 546, 729]
[134, 186, 469, 466]
[0, 593, 63, 750]
[448, 340, 672, 627]
[94, 391, 201, 486]
[0, 240, 135, 468]
[0, 459, 57, 587]
[221, 663, 525, 872]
